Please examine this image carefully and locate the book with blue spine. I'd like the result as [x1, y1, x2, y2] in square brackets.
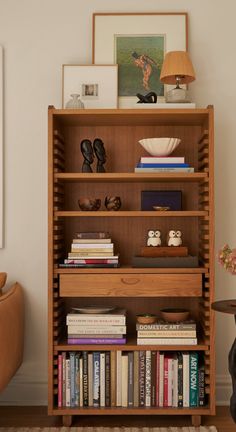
[189, 352, 198, 407]
[69, 352, 76, 407]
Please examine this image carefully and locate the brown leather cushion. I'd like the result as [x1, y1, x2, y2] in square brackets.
[0, 283, 24, 392]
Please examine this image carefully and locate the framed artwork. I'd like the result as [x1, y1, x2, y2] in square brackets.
[0, 46, 3, 248]
[93, 13, 188, 108]
[62, 64, 118, 109]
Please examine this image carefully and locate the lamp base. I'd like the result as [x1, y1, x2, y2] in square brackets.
[166, 87, 191, 103]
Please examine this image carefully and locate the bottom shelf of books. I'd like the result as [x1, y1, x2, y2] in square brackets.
[55, 350, 209, 410]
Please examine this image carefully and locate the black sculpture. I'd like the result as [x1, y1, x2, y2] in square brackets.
[136, 91, 157, 104]
[81, 139, 94, 173]
[93, 138, 106, 173]
[229, 317, 236, 422]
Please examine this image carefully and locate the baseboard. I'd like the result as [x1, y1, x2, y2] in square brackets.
[0, 374, 232, 406]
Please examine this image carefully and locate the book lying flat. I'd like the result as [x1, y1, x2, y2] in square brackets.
[59, 263, 120, 268]
[137, 330, 197, 338]
[66, 309, 126, 325]
[64, 259, 118, 264]
[76, 232, 110, 239]
[68, 337, 127, 345]
[132, 255, 199, 268]
[136, 322, 197, 330]
[136, 163, 189, 168]
[140, 156, 185, 164]
[135, 167, 194, 173]
[73, 238, 112, 244]
[137, 338, 197, 345]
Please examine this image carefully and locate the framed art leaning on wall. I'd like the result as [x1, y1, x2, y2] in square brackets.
[93, 13, 188, 108]
[62, 64, 118, 109]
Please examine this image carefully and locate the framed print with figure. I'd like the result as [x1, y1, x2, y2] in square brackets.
[62, 64, 118, 109]
[92, 13, 188, 108]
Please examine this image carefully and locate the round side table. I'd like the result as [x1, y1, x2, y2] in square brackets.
[212, 299, 236, 423]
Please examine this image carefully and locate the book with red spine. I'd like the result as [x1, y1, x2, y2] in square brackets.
[58, 354, 62, 407]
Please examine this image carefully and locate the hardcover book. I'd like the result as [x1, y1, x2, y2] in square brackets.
[139, 351, 145, 407]
[93, 352, 100, 407]
[136, 322, 196, 331]
[189, 352, 198, 407]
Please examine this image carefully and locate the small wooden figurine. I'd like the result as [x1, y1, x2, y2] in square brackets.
[147, 230, 161, 247]
[167, 230, 182, 247]
[81, 139, 94, 173]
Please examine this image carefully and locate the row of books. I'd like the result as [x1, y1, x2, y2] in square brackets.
[134, 156, 194, 173]
[67, 308, 126, 345]
[57, 350, 206, 408]
[59, 232, 120, 269]
[136, 322, 197, 346]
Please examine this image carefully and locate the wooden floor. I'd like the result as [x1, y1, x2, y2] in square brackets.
[0, 406, 234, 431]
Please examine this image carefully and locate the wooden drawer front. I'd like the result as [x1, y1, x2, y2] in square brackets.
[60, 273, 202, 297]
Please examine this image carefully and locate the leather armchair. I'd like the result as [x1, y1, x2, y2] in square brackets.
[0, 272, 24, 392]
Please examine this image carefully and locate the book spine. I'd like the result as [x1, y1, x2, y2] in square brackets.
[189, 352, 198, 407]
[58, 354, 62, 408]
[163, 355, 169, 407]
[70, 352, 76, 407]
[137, 338, 197, 345]
[75, 353, 80, 407]
[116, 351, 122, 407]
[137, 163, 189, 168]
[145, 351, 151, 407]
[65, 358, 71, 407]
[100, 352, 106, 407]
[139, 350, 145, 407]
[151, 351, 157, 407]
[73, 238, 112, 244]
[76, 232, 110, 239]
[68, 252, 114, 257]
[128, 352, 134, 407]
[136, 323, 196, 331]
[71, 243, 114, 249]
[67, 325, 126, 335]
[105, 352, 111, 407]
[82, 351, 88, 407]
[137, 330, 196, 338]
[135, 167, 194, 173]
[67, 338, 126, 345]
[79, 357, 83, 407]
[65, 259, 118, 264]
[198, 365, 205, 406]
[172, 355, 178, 408]
[62, 352, 66, 407]
[88, 353, 93, 407]
[110, 351, 116, 407]
[133, 351, 139, 407]
[71, 247, 114, 253]
[159, 353, 164, 407]
[177, 352, 183, 407]
[67, 317, 126, 326]
[93, 352, 100, 407]
[121, 354, 128, 407]
[167, 357, 173, 407]
[183, 353, 190, 407]
[140, 157, 185, 164]
[156, 351, 160, 407]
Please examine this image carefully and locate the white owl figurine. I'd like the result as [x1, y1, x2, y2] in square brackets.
[147, 230, 162, 247]
[167, 230, 182, 247]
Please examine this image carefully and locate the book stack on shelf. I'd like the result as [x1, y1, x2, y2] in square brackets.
[59, 231, 119, 268]
[57, 350, 205, 408]
[66, 307, 127, 345]
[135, 156, 194, 173]
[136, 321, 197, 345]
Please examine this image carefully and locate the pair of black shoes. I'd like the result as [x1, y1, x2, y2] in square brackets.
[81, 138, 106, 173]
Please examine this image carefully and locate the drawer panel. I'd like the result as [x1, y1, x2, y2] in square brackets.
[59, 273, 202, 297]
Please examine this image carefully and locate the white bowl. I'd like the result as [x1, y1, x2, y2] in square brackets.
[139, 137, 181, 157]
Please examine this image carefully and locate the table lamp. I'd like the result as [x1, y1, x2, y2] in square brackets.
[160, 51, 195, 103]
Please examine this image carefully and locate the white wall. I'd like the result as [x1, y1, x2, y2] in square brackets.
[0, 0, 235, 405]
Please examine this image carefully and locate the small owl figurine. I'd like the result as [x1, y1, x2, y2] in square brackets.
[167, 230, 182, 247]
[147, 230, 162, 247]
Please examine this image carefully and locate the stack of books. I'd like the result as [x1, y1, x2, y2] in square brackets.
[136, 321, 197, 345]
[66, 308, 127, 345]
[57, 350, 205, 408]
[59, 231, 119, 268]
[135, 156, 194, 173]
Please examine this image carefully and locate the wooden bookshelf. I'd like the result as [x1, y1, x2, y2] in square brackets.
[48, 106, 215, 427]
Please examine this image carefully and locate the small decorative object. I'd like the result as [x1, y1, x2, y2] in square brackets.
[141, 190, 182, 211]
[136, 92, 157, 104]
[65, 93, 85, 109]
[93, 138, 106, 173]
[153, 206, 170, 211]
[80, 139, 94, 173]
[160, 308, 190, 322]
[78, 198, 101, 211]
[105, 196, 121, 211]
[141, 246, 188, 258]
[160, 51, 195, 103]
[138, 137, 181, 157]
[136, 313, 157, 324]
[167, 230, 182, 247]
[147, 230, 161, 247]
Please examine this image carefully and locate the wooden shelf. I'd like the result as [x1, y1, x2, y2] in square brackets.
[54, 172, 208, 183]
[55, 210, 208, 217]
[55, 266, 208, 274]
[51, 406, 211, 416]
[55, 337, 208, 352]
